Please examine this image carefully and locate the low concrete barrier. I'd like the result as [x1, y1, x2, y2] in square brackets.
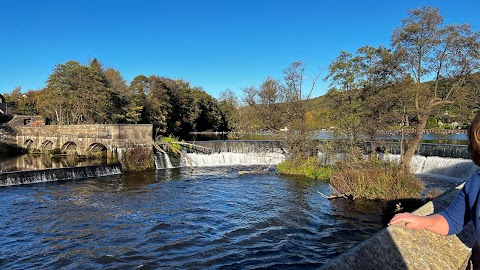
[320, 183, 478, 269]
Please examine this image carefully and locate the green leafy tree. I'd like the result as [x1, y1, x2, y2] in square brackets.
[392, 6, 480, 169]
[35, 59, 124, 125]
[218, 89, 239, 131]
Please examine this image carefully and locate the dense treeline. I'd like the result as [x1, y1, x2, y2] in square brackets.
[3, 59, 228, 137]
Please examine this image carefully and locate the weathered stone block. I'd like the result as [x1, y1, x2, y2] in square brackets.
[320, 184, 476, 269]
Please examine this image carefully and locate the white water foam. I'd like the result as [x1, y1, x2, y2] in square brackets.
[0, 165, 123, 186]
[154, 152, 174, 169]
[163, 152, 173, 168]
[185, 152, 285, 167]
[385, 154, 479, 180]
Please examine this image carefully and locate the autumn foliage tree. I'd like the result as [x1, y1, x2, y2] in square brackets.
[392, 6, 480, 169]
[323, 7, 480, 171]
[240, 61, 321, 158]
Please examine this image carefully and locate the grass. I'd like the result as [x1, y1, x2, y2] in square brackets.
[277, 157, 334, 181]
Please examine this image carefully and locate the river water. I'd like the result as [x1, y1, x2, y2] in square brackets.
[0, 166, 385, 269]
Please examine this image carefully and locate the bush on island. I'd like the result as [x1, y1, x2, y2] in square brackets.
[122, 146, 154, 172]
[330, 162, 424, 200]
[277, 157, 334, 181]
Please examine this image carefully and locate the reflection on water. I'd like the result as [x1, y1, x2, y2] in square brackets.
[0, 154, 108, 172]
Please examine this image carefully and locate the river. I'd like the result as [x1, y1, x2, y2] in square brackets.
[0, 138, 469, 268]
[0, 166, 387, 269]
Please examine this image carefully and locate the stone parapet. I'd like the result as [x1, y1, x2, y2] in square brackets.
[16, 124, 153, 157]
[320, 183, 477, 269]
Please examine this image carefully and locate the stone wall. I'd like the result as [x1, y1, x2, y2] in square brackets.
[320, 183, 477, 269]
[16, 124, 153, 158]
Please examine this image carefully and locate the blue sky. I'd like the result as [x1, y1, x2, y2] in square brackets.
[1, 0, 479, 99]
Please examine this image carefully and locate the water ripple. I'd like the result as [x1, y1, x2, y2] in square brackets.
[0, 167, 387, 269]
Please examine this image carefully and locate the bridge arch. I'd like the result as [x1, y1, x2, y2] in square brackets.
[87, 143, 107, 153]
[16, 124, 153, 161]
[61, 141, 77, 155]
[24, 139, 33, 149]
[86, 143, 108, 158]
[41, 140, 54, 153]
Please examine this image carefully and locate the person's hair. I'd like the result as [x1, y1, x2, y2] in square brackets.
[468, 113, 480, 166]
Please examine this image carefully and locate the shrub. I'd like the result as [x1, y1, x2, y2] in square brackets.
[159, 135, 182, 154]
[277, 157, 334, 181]
[122, 146, 154, 172]
[330, 162, 424, 200]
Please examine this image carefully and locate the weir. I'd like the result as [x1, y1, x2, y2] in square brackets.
[0, 123, 153, 186]
[0, 164, 122, 186]
[154, 140, 286, 169]
[2, 139, 478, 267]
[382, 142, 469, 159]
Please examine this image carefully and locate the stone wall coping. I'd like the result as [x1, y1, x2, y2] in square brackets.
[320, 183, 477, 269]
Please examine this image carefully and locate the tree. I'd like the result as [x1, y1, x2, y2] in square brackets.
[325, 45, 408, 160]
[104, 67, 130, 122]
[240, 61, 321, 157]
[324, 51, 360, 90]
[127, 75, 149, 124]
[218, 89, 239, 131]
[392, 6, 480, 169]
[190, 87, 224, 132]
[35, 59, 123, 125]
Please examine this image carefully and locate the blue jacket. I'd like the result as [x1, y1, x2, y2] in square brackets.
[440, 173, 480, 236]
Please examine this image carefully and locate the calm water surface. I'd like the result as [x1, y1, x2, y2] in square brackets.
[0, 154, 108, 173]
[0, 167, 385, 269]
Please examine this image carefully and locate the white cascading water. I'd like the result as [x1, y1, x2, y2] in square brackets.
[154, 152, 174, 169]
[385, 154, 479, 181]
[0, 165, 123, 187]
[154, 141, 286, 169]
[163, 152, 173, 168]
[185, 152, 285, 167]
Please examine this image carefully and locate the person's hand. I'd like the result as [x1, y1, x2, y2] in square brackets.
[388, 212, 427, 229]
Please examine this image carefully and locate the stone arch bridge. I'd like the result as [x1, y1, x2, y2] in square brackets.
[16, 124, 153, 159]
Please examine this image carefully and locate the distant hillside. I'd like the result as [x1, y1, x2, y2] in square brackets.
[305, 72, 480, 130]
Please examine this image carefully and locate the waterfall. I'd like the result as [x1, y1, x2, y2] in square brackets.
[0, 164, 122, 187]
[154, 141, 286, 169]
[154, 152, 174, 169]
[382, 142, 469, 159]
[164, 152, 173, 168]
[385, 154, 479, 180]
[185, 152, 285, 167]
